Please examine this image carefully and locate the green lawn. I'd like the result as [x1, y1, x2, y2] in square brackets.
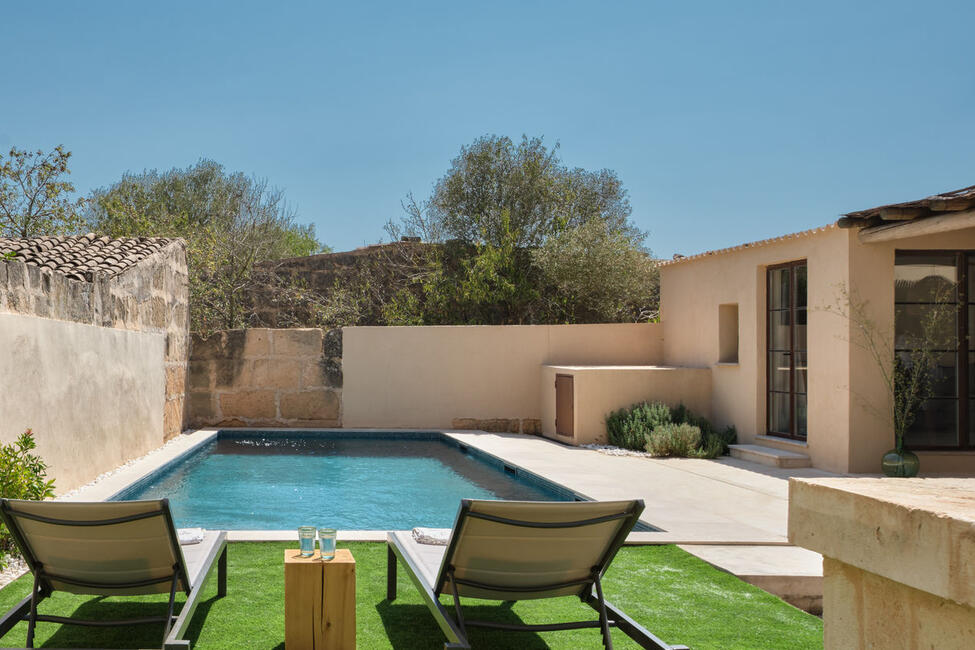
[0, 542, 821, 649]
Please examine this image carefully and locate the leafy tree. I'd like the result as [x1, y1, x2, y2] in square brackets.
[391, 135, 636, 248]
[378, 135, 658, 326]
[87, 160, 327, 332]
[385, 215, 542, 325]
[532, 217, 659, 322]
[0, 145, 86, 238]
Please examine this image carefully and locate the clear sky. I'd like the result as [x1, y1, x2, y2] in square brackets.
[3, 1, 974, 257]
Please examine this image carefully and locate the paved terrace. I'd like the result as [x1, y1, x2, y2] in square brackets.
[66, 428, 832, 611]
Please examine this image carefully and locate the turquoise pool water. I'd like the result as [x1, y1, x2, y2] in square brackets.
[113, 432, 575, 530]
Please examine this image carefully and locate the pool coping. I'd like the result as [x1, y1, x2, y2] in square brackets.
[61, 427, 698, 544]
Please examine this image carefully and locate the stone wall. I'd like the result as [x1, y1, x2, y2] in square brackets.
[790, 477, 975, 649]
[188, 328, 342, 427]
[0, 242, 189, 439]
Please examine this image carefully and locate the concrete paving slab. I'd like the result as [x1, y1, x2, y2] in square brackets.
[679, 545, 824, 613]
[443, 431, 837, 544]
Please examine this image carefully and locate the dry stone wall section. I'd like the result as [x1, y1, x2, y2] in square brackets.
[0, 241, 189, 440]
[188, 328, 342, 427]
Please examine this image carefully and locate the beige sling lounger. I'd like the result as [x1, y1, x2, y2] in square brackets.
[0, 498, 227, 650]
[386, 498, 688, 649]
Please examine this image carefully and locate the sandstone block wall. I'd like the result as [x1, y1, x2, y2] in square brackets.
[790, 477, 975, 650]
[188, 328, 342, 427]
[0, 242, 189, 440]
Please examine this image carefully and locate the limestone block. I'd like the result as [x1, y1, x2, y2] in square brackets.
[188, 392, 218, 420]
[323, 328, 343, 357]
[215, 418, 247, 427]
[291, 419, 342, 428]
[164, 398, 185, 439]
[26, 265, 42, 292]
[279, 389, 339, 420]
[300, 360, 326, 388]
[152, 266, 166, 291]
[219, 390, 277, 420]
[32, 293, 50, 318]
[6, 261, 25, 290]
[213, 359, 246, 389]
[191, 330, 247, 360]
[789, 477, 975, 608]
[243, 328, 271, 358]
[165, 364, 187, 397]
[150, 296, 168, 329]
[521, 418, 542, 435]
[823, 558, 975, 650]
[260, 359, 302, 390]
[451, 418, 520, 433]
[272, 329, 324, 357]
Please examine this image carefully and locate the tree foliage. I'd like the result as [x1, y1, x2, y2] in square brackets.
[87, 160, 326, 332]
[0, 145, 86, 238]
[376, 135, 658, 325]
[392, 135, 636, 248]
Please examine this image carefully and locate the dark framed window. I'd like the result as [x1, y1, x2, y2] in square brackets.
[767, 260, 807, 440]
[895, 251, 973, 450]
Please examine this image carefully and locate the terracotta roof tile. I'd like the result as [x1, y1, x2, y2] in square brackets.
[657, 223, 837, 267]
[0, 234, 176, 281]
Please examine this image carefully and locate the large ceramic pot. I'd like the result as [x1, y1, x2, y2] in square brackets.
[881, 448, 920, 477]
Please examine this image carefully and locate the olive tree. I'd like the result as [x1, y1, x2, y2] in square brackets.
[0, 145, 86, 238]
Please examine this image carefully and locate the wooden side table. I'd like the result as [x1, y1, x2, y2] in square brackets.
[284, 549, 356, 649]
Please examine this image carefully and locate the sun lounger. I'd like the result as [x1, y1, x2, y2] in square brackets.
[0, 498, 227, 649]
[386, 498, 688, 649]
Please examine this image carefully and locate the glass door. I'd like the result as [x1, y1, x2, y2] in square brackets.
[767, 261, 807, 440]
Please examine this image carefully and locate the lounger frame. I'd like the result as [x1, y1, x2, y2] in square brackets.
[386, 498, 688, 650]
[0, 498, 227, 650]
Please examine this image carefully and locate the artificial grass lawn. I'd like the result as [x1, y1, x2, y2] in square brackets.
[0, 542, 821, 649]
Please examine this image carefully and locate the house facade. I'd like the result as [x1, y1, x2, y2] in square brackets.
[660, 186, 975, 474]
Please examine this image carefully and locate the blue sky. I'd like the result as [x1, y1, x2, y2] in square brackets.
[3, 1, 974, 257]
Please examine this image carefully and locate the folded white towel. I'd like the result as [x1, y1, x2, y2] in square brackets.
[412, 527, 451, 545]
[177, 528, 205, 545]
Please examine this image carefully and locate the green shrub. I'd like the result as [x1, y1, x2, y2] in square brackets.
[645, 423, 702, 457]
[606, 401, 671, 450]
[1, 429, 56, 568]
[607, 401, 737, 457]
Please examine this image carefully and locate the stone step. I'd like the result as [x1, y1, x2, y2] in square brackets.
[679, 544, 823, 614]
[728, 443, 811, 468]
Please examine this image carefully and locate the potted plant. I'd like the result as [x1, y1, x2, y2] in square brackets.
[831, 285, 954, 477]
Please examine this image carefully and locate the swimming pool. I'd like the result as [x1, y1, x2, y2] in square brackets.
[113, 431, 590, 530]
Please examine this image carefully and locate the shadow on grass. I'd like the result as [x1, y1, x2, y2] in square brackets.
[29, 592, 222, 649]
[376, 598, 554, 650]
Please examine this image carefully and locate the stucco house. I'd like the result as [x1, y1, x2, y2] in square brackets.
[659, 184, 975, 474]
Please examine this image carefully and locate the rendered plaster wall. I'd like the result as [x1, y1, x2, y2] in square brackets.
[342, 323, 663, 431]
[790, 478, 975, 649]
[539, 365, 712, 445]
[661, 223, 975, 474]
[659, 226, 855, 473]
[0, 312, 165, 492]
[0, 242, 189, 441]
[187, 328, 343, 427]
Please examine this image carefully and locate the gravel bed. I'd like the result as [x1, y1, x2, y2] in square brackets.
[581, 443, 655, 458]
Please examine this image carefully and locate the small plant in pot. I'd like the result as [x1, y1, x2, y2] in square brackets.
[830, 285, 955, 477]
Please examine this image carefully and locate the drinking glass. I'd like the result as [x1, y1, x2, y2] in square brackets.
[318, 528, 337, 561]
[298, 526, 316, 557]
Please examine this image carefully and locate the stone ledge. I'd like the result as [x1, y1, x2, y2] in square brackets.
[789, 477, 975, 608]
